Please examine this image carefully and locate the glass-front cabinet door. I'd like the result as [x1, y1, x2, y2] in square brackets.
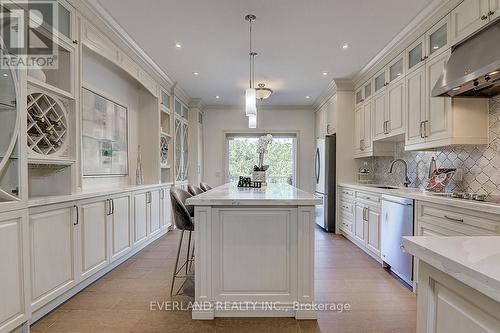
[374, 70, 386, 94]
[426, 15, 450, 59]
[355, 88, 363, 105]
[0, 46, 20, 203]
[363, 81, 372, 101]
[407, 36, 425, 72]
[388, 56, 404, 83]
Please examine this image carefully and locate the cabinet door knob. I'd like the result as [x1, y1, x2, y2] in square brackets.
[481, 14, 488, 20]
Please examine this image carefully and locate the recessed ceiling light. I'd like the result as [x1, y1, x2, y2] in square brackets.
[192, 71, 199, 76]
[342, 43, 350, 49]
[322, 72, 329, 76]
[306, 95, 311, 99]
[215, 95, 220, 99]
[175, 42, 182, 48]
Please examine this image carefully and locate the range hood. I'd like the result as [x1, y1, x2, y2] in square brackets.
[432, 19, 500, 97]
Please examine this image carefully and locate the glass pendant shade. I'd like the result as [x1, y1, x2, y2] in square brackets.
[245, 88, 257, 116]
[248, 114, 257, 128]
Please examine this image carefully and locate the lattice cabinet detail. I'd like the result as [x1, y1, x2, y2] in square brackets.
[27, 92, 70, 157]
[160, 135, 170, 168]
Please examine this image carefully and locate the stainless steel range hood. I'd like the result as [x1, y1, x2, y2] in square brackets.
[432, 19, 500, 97]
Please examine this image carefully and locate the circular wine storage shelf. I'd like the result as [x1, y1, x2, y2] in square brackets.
[160, 135, 169, 165]
[27, 92, 68, 156]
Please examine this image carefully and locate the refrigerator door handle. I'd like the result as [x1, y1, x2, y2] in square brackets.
[315, 147, 320, 184]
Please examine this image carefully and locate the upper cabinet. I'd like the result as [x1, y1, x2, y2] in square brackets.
[451, 0, 499, 44]
[405, 48, 489, 150]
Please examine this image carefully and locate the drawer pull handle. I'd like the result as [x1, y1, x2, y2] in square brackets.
[444, 215, 464, 223]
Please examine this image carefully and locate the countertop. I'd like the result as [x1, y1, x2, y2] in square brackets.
[403, 236, 500, 303]
[185, 183, 322, 206]
[339, 182, 500, 215]
[28, 183, 173, 208]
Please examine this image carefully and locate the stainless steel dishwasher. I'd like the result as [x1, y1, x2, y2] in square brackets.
[381, 195, 414, 286]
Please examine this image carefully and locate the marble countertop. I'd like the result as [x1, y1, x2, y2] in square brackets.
[185, 183, 322, 206]
[403, 236, 500, 303]
[339, 182, 500, 215]
[28, 183, 173, 208]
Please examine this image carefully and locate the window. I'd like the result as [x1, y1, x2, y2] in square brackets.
[226, 134, 297, 185]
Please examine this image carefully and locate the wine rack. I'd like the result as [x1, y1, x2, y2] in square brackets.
[27, 92, 69, 156]
[160, 135, 169, 167]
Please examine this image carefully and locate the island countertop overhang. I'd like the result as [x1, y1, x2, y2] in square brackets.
[185, 183, 322, 206]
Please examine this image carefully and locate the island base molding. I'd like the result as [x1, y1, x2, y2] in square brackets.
[192, 303, 318, 320]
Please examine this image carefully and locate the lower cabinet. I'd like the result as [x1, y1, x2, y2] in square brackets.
[29, 202, 77, 311]
[78, 197, 109, 280]
[339, 188, 383, 259]
[108, 194, 132, 263]
[0, 209, 29, 333]
[149, 189, 161, 237]
[416, 261, 500, 333]
[134, 192, 148, 245]
[161, 187, 172, 230]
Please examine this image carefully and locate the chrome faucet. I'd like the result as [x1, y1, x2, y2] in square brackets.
[388, 159, 411, 187]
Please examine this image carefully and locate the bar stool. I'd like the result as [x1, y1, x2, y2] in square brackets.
[169, 187, 195, 296]
[187, 184, 204, 196]
[200, 182, 213, 192]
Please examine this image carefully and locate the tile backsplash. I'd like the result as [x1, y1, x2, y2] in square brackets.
[358, 96, 500, 201]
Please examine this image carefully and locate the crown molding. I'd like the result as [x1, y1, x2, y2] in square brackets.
[313, 78, 354, 111]
[189, 98, 205, 110]
[351, 0, 463, 88]
[75, 0, 192, 103]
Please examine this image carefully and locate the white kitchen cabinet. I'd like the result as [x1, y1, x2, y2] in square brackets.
[29, 202, 77, 311]
[108, 194, 132, 263]
[372, 91, 386, 140]
[314, 104, 328, 138]
[373, 54, 406, 141]
[326, 95, 337, 135]
[406, 36, 426, 74]
[0, 210, 29, 333]
[133, 192, 148, 246]
[161, 187, 172, 230]
[405, 63, 427, 146]
[78, 198, 109, 280]
[354, 203, 366, 244]
[353, 102, 372, 156]
[416, 261, 500, 333]
[405, 48, 489, 150]
[426, 16, 450, 60]
[451, 0, 497, 44]
[355, 81, 372, 107]
[366, 207, 381, 257]
[149, 189, 162, 237]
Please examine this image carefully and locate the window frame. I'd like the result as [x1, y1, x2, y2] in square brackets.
[223, 131, 299, 187]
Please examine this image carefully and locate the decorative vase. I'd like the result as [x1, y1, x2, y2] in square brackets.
[136, 147, 144, 185]
[252, 171, 267, 184]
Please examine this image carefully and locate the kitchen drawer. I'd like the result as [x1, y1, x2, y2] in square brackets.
[355, 191, 381, 205]
[340, 200, 354, 215]
[417, 202, 500, 235]
[340, 218, 353, 235]
[339, 187, 355, 201]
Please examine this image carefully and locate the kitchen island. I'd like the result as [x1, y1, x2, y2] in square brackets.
[185, 183, 322, 320]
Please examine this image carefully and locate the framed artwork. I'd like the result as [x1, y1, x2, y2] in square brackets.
[82, 87, 128, 176]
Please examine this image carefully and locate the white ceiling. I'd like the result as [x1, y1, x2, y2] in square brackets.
[97, 0, 434, 107]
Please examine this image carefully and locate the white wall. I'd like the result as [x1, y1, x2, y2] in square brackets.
[202, 108, 315, 192]
[81, 48, 140, 191]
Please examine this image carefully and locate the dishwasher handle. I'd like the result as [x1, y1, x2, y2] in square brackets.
[381, 198, 413, 206]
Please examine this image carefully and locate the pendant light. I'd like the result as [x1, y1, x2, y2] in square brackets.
[248, 114, 257, 128]
[245, 14, 257, 117]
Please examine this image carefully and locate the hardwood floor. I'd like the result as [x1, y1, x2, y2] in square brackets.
[31, 227, 416, 333]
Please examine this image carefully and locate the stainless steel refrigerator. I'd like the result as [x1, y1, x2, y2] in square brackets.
[314, 135, 336, 232]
